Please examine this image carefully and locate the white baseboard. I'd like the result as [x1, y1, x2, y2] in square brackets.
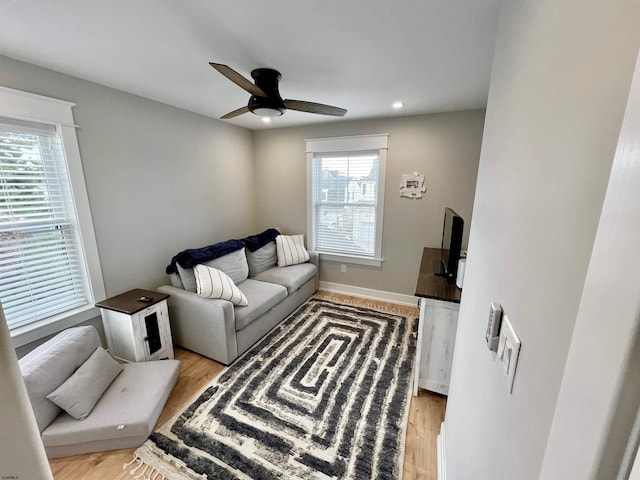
[437, 421, 447, 480]
[318, 281, 419, 307]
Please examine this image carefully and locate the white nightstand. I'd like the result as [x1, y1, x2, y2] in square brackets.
[96, 289, 174, 362]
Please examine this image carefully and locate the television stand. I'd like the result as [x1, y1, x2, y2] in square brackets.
[414, 248, 462, 396]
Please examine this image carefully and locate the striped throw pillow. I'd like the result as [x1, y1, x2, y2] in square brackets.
[276, 234, 310, 267]
[194, 264, 248, 306]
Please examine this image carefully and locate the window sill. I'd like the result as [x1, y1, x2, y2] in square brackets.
[319, 252, 384, 267]
[10, 304, 101, 348]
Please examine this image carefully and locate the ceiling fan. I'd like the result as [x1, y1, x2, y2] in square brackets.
[210, 63, 347, 120]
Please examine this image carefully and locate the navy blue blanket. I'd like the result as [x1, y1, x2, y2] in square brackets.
[241, 228, 280, 252]
[166, 239, 244, 274]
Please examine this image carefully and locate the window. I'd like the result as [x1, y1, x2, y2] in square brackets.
[0, 86, 105, 347]
[306, 134, 388, 266]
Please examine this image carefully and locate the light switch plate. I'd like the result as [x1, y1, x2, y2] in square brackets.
[497, 314, 521, 394]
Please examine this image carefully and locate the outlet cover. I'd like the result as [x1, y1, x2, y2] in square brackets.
[497, 314, 521, 394]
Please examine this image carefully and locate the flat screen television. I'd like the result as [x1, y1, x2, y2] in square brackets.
[434, 207, 464, 278]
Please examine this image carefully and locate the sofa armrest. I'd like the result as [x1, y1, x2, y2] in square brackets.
[157, 285, 238, 364]
[308, 251, 320, 291]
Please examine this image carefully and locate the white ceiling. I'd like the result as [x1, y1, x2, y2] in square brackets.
[0, 1, 501, 130]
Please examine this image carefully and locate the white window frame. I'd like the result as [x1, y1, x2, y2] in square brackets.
[306, 134, 388, 267]
[0, 86, 105, 347]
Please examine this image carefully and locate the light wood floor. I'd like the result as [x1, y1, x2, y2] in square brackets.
[49, 295, 446, 480]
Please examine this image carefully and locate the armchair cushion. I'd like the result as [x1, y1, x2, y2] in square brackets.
[19, 326, 100, 432]
[46, 346, 123, 420]
[42, 360, 180, 458]
[20, 326, 181, 458]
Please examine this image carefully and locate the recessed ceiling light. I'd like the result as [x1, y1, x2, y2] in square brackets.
[392, 101, 405, 109]
[261, 117, 272, 124]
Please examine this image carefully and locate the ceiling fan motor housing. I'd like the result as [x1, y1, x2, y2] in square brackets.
[248, 68, 285, 116]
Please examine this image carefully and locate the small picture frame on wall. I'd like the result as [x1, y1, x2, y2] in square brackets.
[400, 172, 426, 199]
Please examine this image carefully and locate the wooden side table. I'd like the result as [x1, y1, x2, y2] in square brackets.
[96, 289, 174, 362]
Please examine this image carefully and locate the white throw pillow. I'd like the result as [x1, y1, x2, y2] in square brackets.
[194, 264, 248, 306]
[276, 234, 310, 267]
[46, 346, 123, 420]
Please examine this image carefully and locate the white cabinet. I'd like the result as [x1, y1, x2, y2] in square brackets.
[97, 289, 174, 363]
[413, 297, 459, 396]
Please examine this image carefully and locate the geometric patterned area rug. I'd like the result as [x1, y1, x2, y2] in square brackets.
[129, 296, 417, 480]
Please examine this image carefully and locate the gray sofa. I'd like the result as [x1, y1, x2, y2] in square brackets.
[158, 230, 318, 365]
[19, 325, 180, 458]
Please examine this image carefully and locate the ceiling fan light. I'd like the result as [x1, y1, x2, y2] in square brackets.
[252, 107, 283, 117]
[261, 117, 272, 124]
[392, 101, 405, 109]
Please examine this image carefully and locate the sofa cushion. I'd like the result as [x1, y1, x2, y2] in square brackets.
[42, 360, 180, 449]
[176, 264, 197, 292]
[252, 263, 317, 295]
[194, 264, 248, 306]
[235, 279, 288, 330]
[166, 239, 244, 274]
[19, 326, 101, 433]
[169, 272, 184, 289]
[46, 346, 123, 420]
[276, 234, 310, 267]
[178, 247, 249, 292]
[211, 247, 250, 283]
[246, 241, 278, 277]
[241, 228, 280, 252]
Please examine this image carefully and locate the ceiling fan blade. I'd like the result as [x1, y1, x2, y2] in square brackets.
[284, 99, 347, 117]
[221, 106, 250, 119]
[209, 63, 267, 97]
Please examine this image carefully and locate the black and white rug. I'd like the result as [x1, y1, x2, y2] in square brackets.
[131, 296, 417, 480]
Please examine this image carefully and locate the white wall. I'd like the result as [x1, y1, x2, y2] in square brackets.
[539, 48, 640, 480]
[444, 2, 640, 479]
[253, 111, 484, 295]
[0, 302, 52, 479]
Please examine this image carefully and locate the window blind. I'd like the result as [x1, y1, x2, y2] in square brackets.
[312, 152, 379, 257]
[0, 117, 88, 330]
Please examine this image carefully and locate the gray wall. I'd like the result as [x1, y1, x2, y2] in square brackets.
[0, 55, 255, 356]
[253, 111, 484, 296]
[444, 3, 640, 479]
[3, 56, 484, 351]
[0, 55, 255, 298]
